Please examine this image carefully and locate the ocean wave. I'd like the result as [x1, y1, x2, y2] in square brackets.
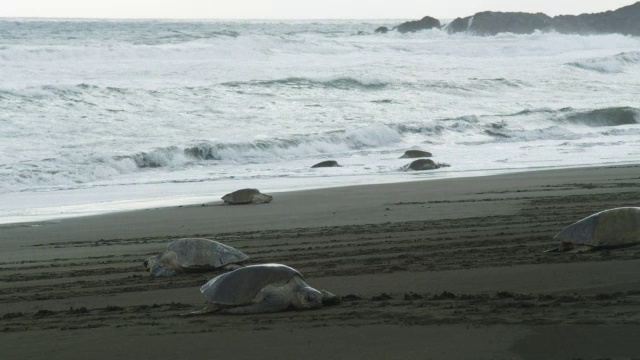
[485, 106, 638, 128]
[568, 51, 640, 73]
[468, 78, 526, 88]
[563, 107, 639, 127]
[1, 124, 403, 191]
[0, 38, 253, 63]
[134, 30, 240, 45]
[0, 83, 139, 104]
[390, 117, 483, 136]
[499, 107, 573, 117]
[130, 124, 401, 168]
[480, 126, 579, 142]
[221, 77, 388, 90]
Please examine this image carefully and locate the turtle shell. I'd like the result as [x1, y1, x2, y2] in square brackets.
[400, 150, 432, 159]
[166, 238, 249, 270]
[311, 160, 341, 168]
[222, 188, 261, 204]
[554, 207, 640, 248]
[200, 264, 301, 306]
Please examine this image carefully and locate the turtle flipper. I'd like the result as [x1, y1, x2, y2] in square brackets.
[568, 246, 593, 254]
[544, 244, 593, 253]
[320, 289, 341, 306]
[222, 298, 290, 314]
[543, 242, 576, 253]
[150, 263, 177, 277]
[222, 286, 291, 314]
[221, 263, 244, 272]
[181, 303, 220, 317]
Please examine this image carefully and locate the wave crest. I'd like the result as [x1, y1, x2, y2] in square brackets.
[568, 51, 640, 73]
[124, 124, 401, 169]
[222, 77, 388, 90]
[563, 107, 639, 127]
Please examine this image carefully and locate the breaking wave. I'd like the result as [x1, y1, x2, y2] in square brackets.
[221, 77, 388, 90]
[127, 124, 401, 168]
[563, 107, 640, 127]
[568, 52, 640, 73]
[2, 124, 404, 192]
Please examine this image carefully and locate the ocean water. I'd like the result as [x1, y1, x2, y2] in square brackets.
[1, 19, 640, 224]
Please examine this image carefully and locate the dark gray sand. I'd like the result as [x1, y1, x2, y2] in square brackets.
[1, 165, 640, 360]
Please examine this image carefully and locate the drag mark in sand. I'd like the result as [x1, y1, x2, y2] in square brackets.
[2, 291, 639, 335]
[1, 173, 639, 337]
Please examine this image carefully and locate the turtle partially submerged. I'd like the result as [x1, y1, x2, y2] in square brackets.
[222, 188, 273, 205]
[400, 150, 432, 159]
[192, 264, 339, 315]
[403, 159, 450, 171]
[311, 160, 342, 168]
[144, 238, 249, 276]
[546, 207, 640, 253]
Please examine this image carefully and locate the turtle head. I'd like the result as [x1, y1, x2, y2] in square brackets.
[292, 286, 323, 309]
[144, 253, 179, 276]
[143, 255, 160, 270]
[319, 289, 340, 306]
[253, 193, 273, 204]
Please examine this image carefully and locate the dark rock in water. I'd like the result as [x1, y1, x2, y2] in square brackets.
[311, 160, 342, 168]
[446, 17, 473, 34]
[444, 2, 640, 36]
[395, 16, 441, 33]
[400, 150, 432, 159]
[552, 2, 640, 36]
[374, 26, 389, 34]
[357, 31, 366, 35]
[447, 11, 552, 35]
[404, 159, 450, 171]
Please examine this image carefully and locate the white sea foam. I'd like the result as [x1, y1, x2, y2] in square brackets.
[1, 19, 640, 223]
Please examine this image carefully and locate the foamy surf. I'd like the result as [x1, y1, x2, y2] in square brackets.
[1, 19, 639, 223]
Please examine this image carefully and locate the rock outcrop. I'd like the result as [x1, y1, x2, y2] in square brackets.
[395, 16, 441, 33]
[384, 2, 640, 36]
[552, 2, 640, 36]
[447, 12, 552, 35]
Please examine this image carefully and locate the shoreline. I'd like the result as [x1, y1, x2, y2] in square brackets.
[1, 164, 639, 359]
[3, 161, 640, 226]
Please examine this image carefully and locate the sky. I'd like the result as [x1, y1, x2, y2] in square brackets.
[2, 0, 637, 19]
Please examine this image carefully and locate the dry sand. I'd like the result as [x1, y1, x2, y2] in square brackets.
[1, 165, 639, 360]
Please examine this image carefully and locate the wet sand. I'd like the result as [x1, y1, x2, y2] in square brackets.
[1, 165, 640, 360]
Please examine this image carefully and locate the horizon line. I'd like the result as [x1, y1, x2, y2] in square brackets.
[2, 16, 421, 21]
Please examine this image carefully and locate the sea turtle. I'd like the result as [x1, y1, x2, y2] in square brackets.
[143, 238, 249, 276]
[311, 160, 342, 168]
[191, 263, 339, 315]
[222, 188, 273, 205]
[403, 159, 449, 171]
[400, 150, 432, 159]
[546, 207, 640, 253]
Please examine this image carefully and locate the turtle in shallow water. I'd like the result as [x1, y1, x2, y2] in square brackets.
[546, 207, 640, 253]
[311, 160, 342, 168]
[222, 188, 273, 205]
[400, 150, 432, 159]
[190, 263, 339, 315]
[403, 159, 450, 171]
[143, 238, 249, 276]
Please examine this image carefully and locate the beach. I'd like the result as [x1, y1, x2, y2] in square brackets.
[1, 165, 639, 359]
